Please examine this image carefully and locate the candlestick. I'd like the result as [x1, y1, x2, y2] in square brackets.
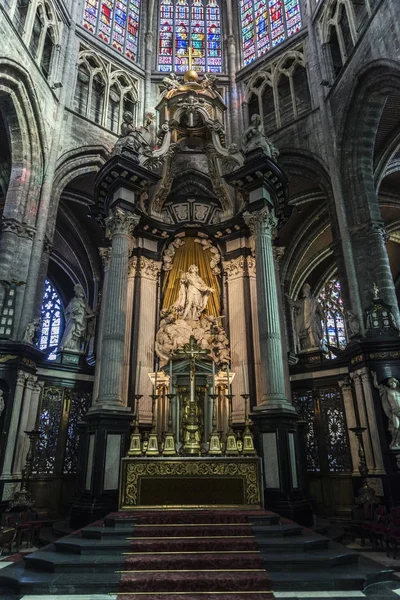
[226, 364, 231, 395]
[154, 367, 158, 393]
[169, 360, 173, 394]
[212, 361, 215, 395]
[242, 360, 248, 395]
[136, 361, 141, 396]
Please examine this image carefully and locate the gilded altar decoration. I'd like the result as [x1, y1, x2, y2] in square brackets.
[120, 457, 261, 509]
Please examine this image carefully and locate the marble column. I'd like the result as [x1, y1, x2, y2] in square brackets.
[121, 257, 137, 406]
[92, 248, 111, 405]
[247, 256, 262, 401]
[93, 209, 140, 410]
[243, 207, 294, 412]
[13, 375, 41, 476]
[338, 377, 361, 475]
[350, 371, 375, 472]
[135, 256, 161, 422]
[1, 371, 26, 483]
[359, 367, 386, 475]
[223, 256, 248, 420]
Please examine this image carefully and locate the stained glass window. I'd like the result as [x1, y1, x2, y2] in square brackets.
[318, 278, 348, 359]
[158, 0, 222, 73]
[82, 0, 141, 62]
[39, 280, 63, 361]
[240, 0, 302, 66]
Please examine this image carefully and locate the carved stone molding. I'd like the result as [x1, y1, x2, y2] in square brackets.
[246, 256, 256, 277]
[16, 371, 27, 386]
[338, 376, 351, 392]
[128, 256, 138, 276]
[350, 371, 361, 384]
[195, 237, 221, 275]
[1, 218, 36, 240]
[106, 209, 140, 239]
[99, 247, 112, 269]
[25, 374, 38, 390]
[223, 256, 245, 280]
[138, 257, 161, 280]
[162, 237, 185, 272]
[273, 246, 285, 266]
[43, 235, 54, 254]
[243, 207, 278, 237]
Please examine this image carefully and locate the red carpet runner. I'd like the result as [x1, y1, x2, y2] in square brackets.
[117, 510, 274, 600]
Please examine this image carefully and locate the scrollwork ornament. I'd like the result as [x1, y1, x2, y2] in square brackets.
[138, 257, 161, 280]
[223, 256, 245, 279]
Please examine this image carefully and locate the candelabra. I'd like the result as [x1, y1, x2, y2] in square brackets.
[146, 393, 160, 456]
[225, 393, 239, 456]
[128, 394, 143, 456]
[162, 393, 177, 456]
[349, 426, 378, 504]
[208, 393, 222, 455]
[241, 394, 256, 455]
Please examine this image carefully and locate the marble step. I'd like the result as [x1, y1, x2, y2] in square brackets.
[0, 563, 120, 594]
[260, 542, 360, 570]
[23, 548, 125, 572]
[55, 536, 132, 554]
[81, 524, 135, 539]
[269, 556, 394, 591]
[256, 532, 329, 552]
[250, 523, 304, 536]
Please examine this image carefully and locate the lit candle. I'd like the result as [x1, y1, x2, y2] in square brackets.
[169, 360, 173, 394]
[242, 360, 248, 395]
[136, 361, 141, 395]
[226, 364, 231, 395]
[212, 361, 215, 395]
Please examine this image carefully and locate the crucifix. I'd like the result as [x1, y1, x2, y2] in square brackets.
[174, 336, 210, 455]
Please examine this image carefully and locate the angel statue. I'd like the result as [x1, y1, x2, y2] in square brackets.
[373, 372, 400, 449]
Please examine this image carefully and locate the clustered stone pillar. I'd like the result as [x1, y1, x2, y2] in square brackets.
[244, 207, 294, 413]
[94, 208, 140, 410]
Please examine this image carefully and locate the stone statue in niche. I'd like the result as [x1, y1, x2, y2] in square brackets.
[173, 265, 214, 321]
[22, 318, 41, 345]
[59, 284, 95, 353]
[373, 372, 400, 450]
[243, 114, 279, 159]
[288, 283, 324, 352]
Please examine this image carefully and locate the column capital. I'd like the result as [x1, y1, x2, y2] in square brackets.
[350, 371, 361, 384]
[16, 370, 27, 386]
[106, 209, 140, 240]
[246, 256, 256, 277]
[223, 256, 245, 280]
[338, 376, 351, 392]
[243, 207, 278, 237]
[25, 374, 38, 390]
[359, 366, 370, 383]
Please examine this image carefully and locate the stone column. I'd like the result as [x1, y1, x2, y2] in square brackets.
[224, 256, 248, 420]
[92, 248, 111, 405]
[247, 256, 262, 401]
[93, 209, 140, 410]
[122, 257, 137, 406]
[243, 207, 294, 412]
[359, 367, 386, 475]
[338, 377, 361, 475]
[1, 371, 26, 482]
[350, 371, 375, 472]
[134, 256, 161, 422]
[13, 375, 39, 476]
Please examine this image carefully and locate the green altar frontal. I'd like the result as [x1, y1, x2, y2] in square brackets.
[119, 457, 262, 510]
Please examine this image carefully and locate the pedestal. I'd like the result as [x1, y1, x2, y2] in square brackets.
[251, 409, 313, 526]
[70, 409, 132, 528]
